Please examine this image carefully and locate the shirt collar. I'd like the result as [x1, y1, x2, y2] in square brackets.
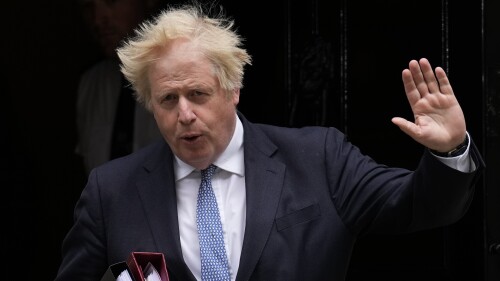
[174, 114, 245, 181]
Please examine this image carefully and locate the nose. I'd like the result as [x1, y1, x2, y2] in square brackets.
[178, 97, 196, 125]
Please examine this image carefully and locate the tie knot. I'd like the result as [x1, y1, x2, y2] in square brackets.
[201, 164, 216, 181]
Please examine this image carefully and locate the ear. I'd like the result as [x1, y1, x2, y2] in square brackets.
[232, 88, 240, 106]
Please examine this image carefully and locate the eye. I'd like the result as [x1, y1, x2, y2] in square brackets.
[192, 90, 205, 97]
[164, 94, 177, 101]
[161, 93, 178, 104]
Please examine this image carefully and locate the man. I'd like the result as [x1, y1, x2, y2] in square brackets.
[75, 0, 164, 174]
[56, 4, 484, 281]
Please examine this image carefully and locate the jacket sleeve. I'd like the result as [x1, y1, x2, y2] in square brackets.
[54, 169, 109, 281]
[326, 127, 484, 236]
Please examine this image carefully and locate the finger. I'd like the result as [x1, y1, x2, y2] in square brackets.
[402, 68, 420, 105]
[419, 58, 440, 94]
[434, 66, 454, 96]
[409, 59, 429, 97]
[391, 117, 421, 140]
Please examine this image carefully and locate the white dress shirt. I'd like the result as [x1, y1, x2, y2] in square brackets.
[173, 114, 473, 281]
[174, 115, 246, 281]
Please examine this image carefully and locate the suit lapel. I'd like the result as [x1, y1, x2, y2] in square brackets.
[131, 115, 285, 281]
[236, 116, 286, 281]
[134, 142, 196, 281]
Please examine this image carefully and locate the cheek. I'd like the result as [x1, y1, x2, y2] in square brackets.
[153, 108, 175, 128]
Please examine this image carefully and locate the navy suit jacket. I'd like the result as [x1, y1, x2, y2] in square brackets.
[56, 113, 484, 281]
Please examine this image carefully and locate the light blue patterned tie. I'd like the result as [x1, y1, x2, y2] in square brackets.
[196, 164, 231, 281]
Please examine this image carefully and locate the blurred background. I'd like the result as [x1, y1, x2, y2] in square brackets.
[2, 0, 499, 280]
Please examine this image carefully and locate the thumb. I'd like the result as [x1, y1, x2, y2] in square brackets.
[391, 117, 419, 140]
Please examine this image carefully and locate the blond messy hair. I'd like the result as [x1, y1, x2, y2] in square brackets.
[116, 3, 252, 111]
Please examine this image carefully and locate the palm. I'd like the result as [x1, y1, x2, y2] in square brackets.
[392, 58, 466, 152]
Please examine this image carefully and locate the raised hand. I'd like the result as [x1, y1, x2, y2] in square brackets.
[391, 58, 467, 152]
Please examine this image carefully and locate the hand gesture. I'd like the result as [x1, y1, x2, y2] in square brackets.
[391, 58, 467, 152]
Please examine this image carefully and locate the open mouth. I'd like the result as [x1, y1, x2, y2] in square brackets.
[181, 134, 201, 143]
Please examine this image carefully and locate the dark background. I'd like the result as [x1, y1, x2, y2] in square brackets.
[2, 0, 499, 280]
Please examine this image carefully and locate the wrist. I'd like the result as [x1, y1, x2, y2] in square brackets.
[430, 134, 469, 157]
